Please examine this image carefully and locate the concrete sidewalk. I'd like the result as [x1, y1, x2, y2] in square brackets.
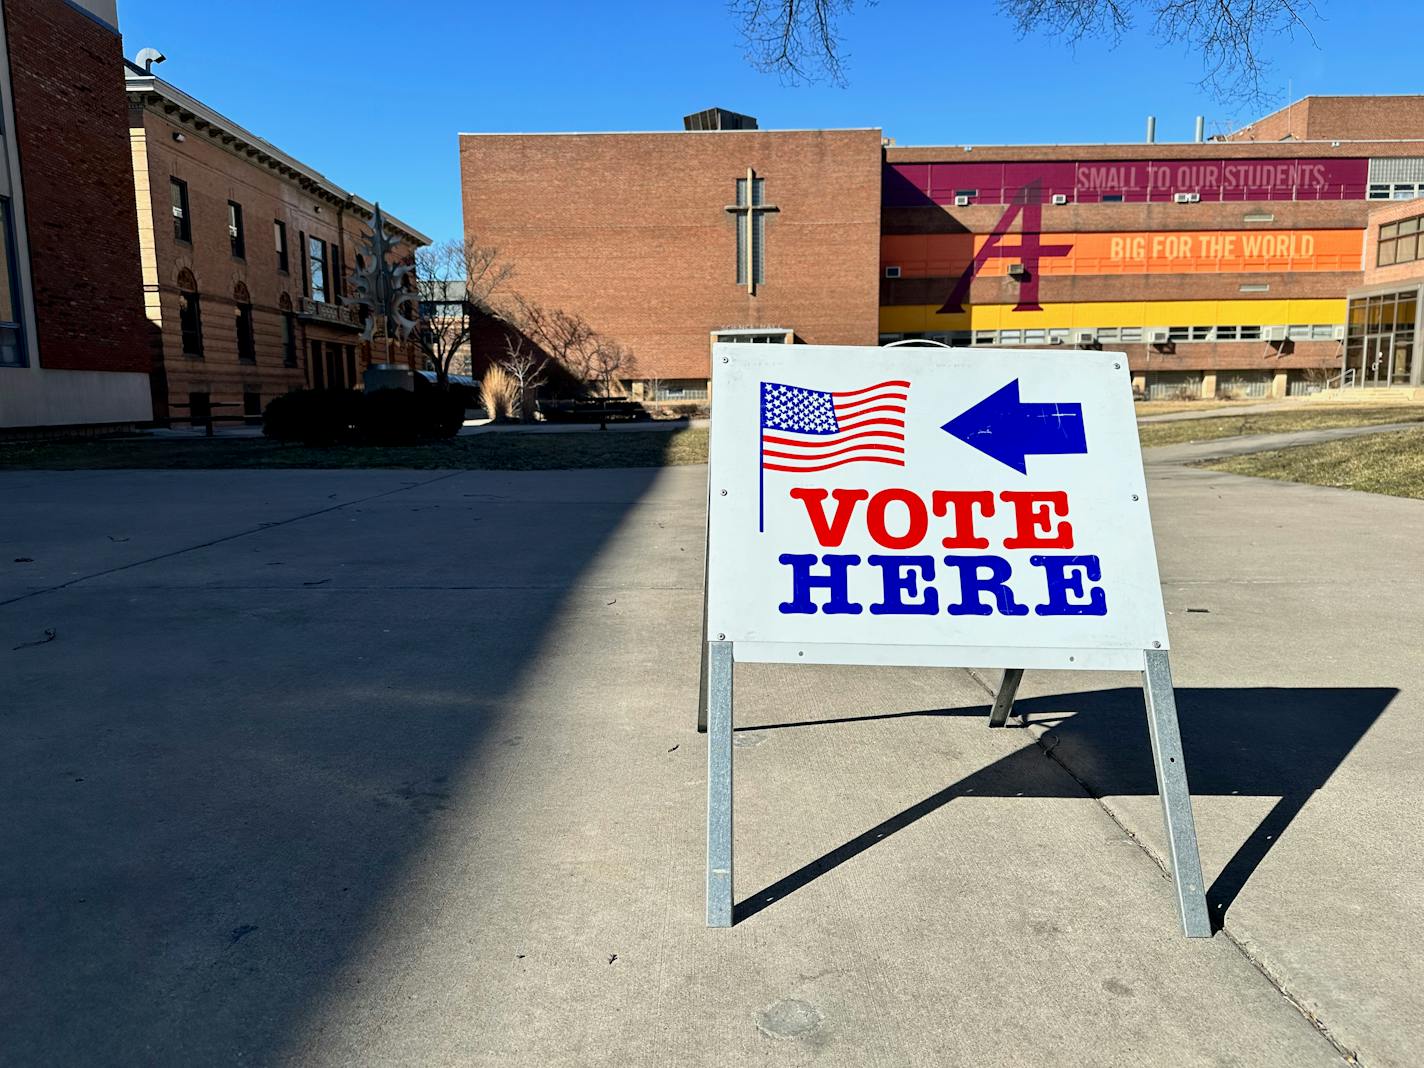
[1143, 420, 1420, 464]
[1, 462, 1418, 1065]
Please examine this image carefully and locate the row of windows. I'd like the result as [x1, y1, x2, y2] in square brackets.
[1378, 213, 1424, 267]
[947, 185, 1424, 206]
[177, 287, 298, 366]
[169, 177, 341, 303]
[1368, 183, 1424, 201]
[883, 323, 1343, 346]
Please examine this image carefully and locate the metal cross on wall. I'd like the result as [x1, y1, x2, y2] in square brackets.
[725, 168, 779, 295]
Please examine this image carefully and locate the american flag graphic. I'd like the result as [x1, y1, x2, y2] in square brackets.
[760, 379, 910, 472]
[757, 379, 910, 531]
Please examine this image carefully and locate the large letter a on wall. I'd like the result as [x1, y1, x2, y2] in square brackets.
[938, 180, 1073, 315]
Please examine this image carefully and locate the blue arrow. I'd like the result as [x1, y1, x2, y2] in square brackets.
[941, 379, 1087, 474]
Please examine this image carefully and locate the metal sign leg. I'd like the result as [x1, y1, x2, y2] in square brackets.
[706, 641, 734, 927]
[1141, 649, 1212, 938]
[988, 668, 1024, 728]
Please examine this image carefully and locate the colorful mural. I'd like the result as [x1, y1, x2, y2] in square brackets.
[883, 158, 1372, 206]
[879, 298, 1348, 334]
[882, 229, 1363, 278]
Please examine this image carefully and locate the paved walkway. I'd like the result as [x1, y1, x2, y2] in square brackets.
[1, 460, 1419, 1065]
[1143, 420, 1420, 464]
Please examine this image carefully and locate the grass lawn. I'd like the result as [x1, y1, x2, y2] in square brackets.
[1136, 406, 1424, 448]
[1133, 398, 1276, 417]
[0, 428, 711, 471]
[1200, 425, 1424, 500]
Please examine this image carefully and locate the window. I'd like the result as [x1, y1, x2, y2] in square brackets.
[228, 201, 245, 259]
[171, 178, 191, 242]
[1023, 328, 1046, 344]
[1097, 327, 1120, 342]
[954, 189, 979, 199]
[999, 330, 1022, 344]
[1191, 326, 1211, 341]
[274, 219, 288, 272]
[1217, 325, 1239, 341]
[1101, 194, 1124, 203]
[1370, 182, 1423, 201]
[308, 236, 327, 302]
[179, 287, 203, 356]
[733, 176, 769, 287]
[1239, 325, 1263, 341]
[282, 311, 297, 366]
[1167, 326, 1191, 342]
[1287, 324, 1312, 340]
[1379, 213, 1423, 267]
[0, 198, 25, 367]
[243, 391, 261, 420]
[973, 330, 996, 345]
[236, 300, 255, 362]
[1120, 326, 1144, 342]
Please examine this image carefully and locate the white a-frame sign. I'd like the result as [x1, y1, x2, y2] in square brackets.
[700, 343, 1210, 938]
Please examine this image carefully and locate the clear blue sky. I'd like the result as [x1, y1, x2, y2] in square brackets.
[118, 0, 1417, 242]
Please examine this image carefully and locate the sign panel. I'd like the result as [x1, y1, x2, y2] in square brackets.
[707, 344, 1169, 671]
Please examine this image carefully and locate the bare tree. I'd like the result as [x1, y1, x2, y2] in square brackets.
[499, 333, 548, 422]
[733, 0, 1318, 107]
[413, 238, 515, 389]
[731, 0, 854, 85]
[508, 296, 601, 388]
[590, 339, 638, 399]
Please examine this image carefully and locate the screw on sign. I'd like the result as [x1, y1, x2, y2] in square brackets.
[701, 343, 1208, 938]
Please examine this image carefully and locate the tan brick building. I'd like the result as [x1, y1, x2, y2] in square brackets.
[126, 61, 429, 425]
[0, 0, 152, 432]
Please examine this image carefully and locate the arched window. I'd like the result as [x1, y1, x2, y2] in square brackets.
[177, 268, 203, 357]
[234, 282, 255, 363]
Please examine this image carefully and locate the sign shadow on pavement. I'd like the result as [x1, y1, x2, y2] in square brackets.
[728, 685, 1397, 932]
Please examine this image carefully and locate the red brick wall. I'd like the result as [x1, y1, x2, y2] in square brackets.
[1227, 97, 1424, 143]
[2, 0, 148, 373]
[1361, 199, 1424, 289]
[460, 129, 883, 382]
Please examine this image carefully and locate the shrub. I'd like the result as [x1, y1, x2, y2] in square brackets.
[480, 365, 517, 421]
[263, 389, 363, 446]
[360, 389, 426, 445]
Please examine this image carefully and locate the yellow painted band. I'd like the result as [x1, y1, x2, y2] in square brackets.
[878, 298, 1349, 333]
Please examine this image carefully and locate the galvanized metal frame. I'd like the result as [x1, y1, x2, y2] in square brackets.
[988, 668, 1024, 728]
[1141, 648, 1212, 937]
[702, 644, 1211, 938]
[705, 641, 734, 927]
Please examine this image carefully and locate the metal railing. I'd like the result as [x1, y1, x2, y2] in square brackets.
[1323, 368, 1356, 391]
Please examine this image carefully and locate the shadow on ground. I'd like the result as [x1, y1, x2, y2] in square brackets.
[0, 449, 685, 1064]
[733, 686, 1396, 931]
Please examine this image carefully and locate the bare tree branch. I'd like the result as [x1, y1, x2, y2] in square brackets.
[413, 238, 515, 388]
[735, 0, 1318, 107]
[731, 0, 856, 85]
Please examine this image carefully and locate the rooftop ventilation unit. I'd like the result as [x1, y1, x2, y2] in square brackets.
[682, 108, 757, 131]
[1051, 194, 1068, 205]
[1265, 325, 1288, 342]
[1150, 329, 1171, 345]
[1173, 192, 1201, 204]
[954, 194, 971, 207]
[1076, 331, 1097, 346]
[1007, 263, 1028, 280]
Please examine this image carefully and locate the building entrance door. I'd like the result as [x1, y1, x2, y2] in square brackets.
[1364, 332, 1394, 386]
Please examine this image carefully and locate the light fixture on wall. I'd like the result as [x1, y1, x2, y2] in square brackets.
[171, 132, 184, 143]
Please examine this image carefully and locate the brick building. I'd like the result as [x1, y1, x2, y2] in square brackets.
[462, 96, 1424, 401]
[460, 127, 883, 400]
[126, 60, 429, 425]
[0, 0, 152, 432]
